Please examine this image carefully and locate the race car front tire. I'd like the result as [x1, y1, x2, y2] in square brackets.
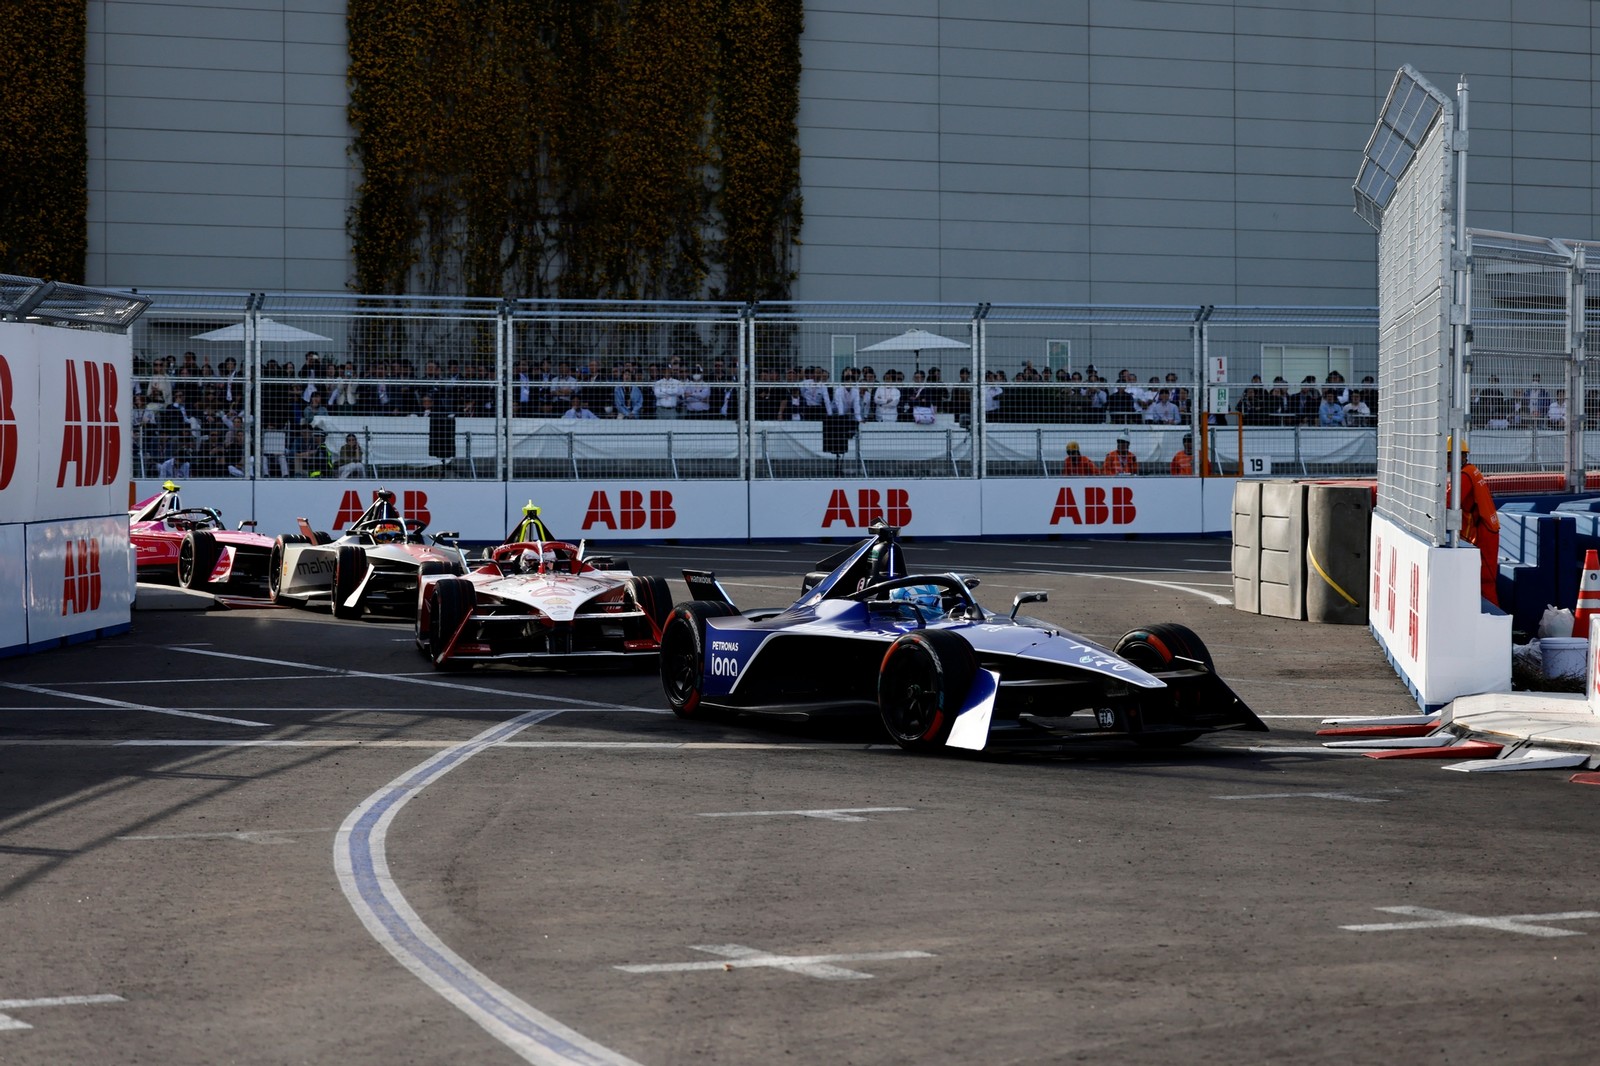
[332, 545, 366, 619]
[269, 534, 310, 604]
[660, 600, 739, 717]
[625, 575, 673, 638]
[1115, 622, 1213, 747]
[878, 629, 978, 752]
[178, 531, 218, 590]
[428, 577, 476, 670]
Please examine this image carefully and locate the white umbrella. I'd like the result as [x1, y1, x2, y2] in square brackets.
[860, 328, 970, 371]
[191, 318, 332, 344]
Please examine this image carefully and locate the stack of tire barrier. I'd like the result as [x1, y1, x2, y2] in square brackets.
[1232, 480, 1373, 624]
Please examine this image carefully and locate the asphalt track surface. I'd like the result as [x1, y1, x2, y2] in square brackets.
[2, 536, 1597, 1065]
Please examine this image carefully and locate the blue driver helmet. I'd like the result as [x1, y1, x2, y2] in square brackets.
[890, 584, 942, 614]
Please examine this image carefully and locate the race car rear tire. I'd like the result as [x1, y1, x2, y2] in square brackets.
[312, 530, 333, 545]
[178, 531, 218, 590]
[625, 576, 673, 637]
[1115, 623, 1212, 747]
[878, 629, 978, 752]
[660, 601, 739, 717]
[332, 545, 366, 619]
[800, 570, 829, 595]
[269, 534, 309, 604]
[428, 577, 476, 670]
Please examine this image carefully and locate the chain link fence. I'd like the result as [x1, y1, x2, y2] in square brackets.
[122, 294, 1435, 485]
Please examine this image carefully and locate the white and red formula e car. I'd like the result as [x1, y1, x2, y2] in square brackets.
[415, 528, 674, 670]
[268, 488, 467, 619]
[130, 481, 276, 590]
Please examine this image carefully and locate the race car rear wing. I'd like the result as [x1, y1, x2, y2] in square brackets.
[682, 569, 736, 608]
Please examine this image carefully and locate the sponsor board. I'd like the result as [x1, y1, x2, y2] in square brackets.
[0, 525, 26, 653]
[2, 327, 130, 524]
[141, 477, 1240, 541]
[749, 481, 980, 538]
[25, 515, 132, 647]
[1368, 512, 1510, 707]
[979, 478, 1219, 536]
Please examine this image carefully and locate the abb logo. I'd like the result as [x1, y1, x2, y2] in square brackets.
[333, 489, 431, 529]
[0, 355, 16, 490]
[62, 538, 102, 615]
[821, 489, 911, 528]
[1048, 486, 1136, 526]
[582, 490, 676, 531]
[1407, 562, 1420, 660]
[57, 360, 121, 488]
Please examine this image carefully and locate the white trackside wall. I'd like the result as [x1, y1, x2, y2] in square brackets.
[1368, 513, 1509, 710]
[133, 476, 1232, 543]
[0, 325, 134, 656]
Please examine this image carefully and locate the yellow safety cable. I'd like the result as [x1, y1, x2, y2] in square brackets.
[1306, 543, 1359, 606]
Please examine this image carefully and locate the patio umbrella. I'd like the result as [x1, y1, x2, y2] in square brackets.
[191, 318, 332, 344]
[860, 328, 970, 372]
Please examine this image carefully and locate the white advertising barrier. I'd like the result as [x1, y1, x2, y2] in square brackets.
[25, 515, 133, 648]
[1369, 512, 1510, 710]
[198, 478, 754, 543]
[0, 326, 130, 524]
[514, 481, 749, 541]
[135, 477, 1240, 541]
[979, 477, 1214, 536]
[0, 524, 26, 654]
[749, 480, 982, 539]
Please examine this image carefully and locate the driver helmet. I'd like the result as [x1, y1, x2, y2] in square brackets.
[890, 583, 942, 614]
[370, 521, 403, 543]
[519, 547, 555, 572]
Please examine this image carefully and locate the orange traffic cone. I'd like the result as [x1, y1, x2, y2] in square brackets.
[1575, 550, 1600, 639]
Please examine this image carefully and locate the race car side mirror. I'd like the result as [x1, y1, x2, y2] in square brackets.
[1010, 591, 1047, 619]
[237, 520, 257, 530]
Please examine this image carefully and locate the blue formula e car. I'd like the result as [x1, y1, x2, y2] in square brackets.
[659, 522, 1267, 753]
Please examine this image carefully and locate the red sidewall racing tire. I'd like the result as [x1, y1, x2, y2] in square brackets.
[878, 629, 978, 752]
[659, 601, 739, 717]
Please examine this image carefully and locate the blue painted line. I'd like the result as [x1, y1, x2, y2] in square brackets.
[338, 711, 638, 1065]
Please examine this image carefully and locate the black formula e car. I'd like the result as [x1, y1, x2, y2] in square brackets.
[659, 522, 1267, 753]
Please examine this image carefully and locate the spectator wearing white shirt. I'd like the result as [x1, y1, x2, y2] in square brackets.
[1547, 389, 1569, 429]
[1142, 388, 1180, 424]
[830, 367, 862, 420]
[561, 395, 599, 419]
[874, 369, 902, 422]
[682, 368, 713, 417]
[653, 365, 684, 419]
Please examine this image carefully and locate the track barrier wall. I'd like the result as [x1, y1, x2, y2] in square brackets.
[0, 277, 150, 657]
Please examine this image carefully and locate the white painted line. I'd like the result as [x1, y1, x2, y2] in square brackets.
[167, 646, 655, 711]
[0, 994, 124, 1032]
[70, 675, 329, 686]
[1071, 572, 1231, 606]
[1321, 713, 1439, 726]
[118, 827, 335, 844]
[698, 807, 912, 822]
[0, 738, 875, 750]
[0, 682, 270, 728]
[1322, 736, 1454, 749]
[335, 709, 644, 1066]
[615, 943, 934, 981]
[1341, 905, 1600, 937]
[1214, 791, 1389, 804]
[1224, 744, 1372, 755]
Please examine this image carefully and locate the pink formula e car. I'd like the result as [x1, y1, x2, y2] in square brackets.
[129, 481, 275, 590]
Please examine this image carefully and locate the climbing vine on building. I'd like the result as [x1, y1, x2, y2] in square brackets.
[0, 3, 88, 282]
[347, 0, 802, 301]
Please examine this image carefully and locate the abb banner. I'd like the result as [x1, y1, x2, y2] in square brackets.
[1, 323, 134, 656]
[145, 476, 1239, 543]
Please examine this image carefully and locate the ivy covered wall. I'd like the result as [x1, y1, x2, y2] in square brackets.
[347, 0, 803, 301]
[0, 3, 88, 283]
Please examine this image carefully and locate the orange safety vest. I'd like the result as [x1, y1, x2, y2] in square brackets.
[1062, 454, 1099, 476]
[1102, 450, 1139, 476]
[1169, 451, 1193, 476]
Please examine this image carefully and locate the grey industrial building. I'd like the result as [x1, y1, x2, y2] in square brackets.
[85, 0, 1600, 304]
